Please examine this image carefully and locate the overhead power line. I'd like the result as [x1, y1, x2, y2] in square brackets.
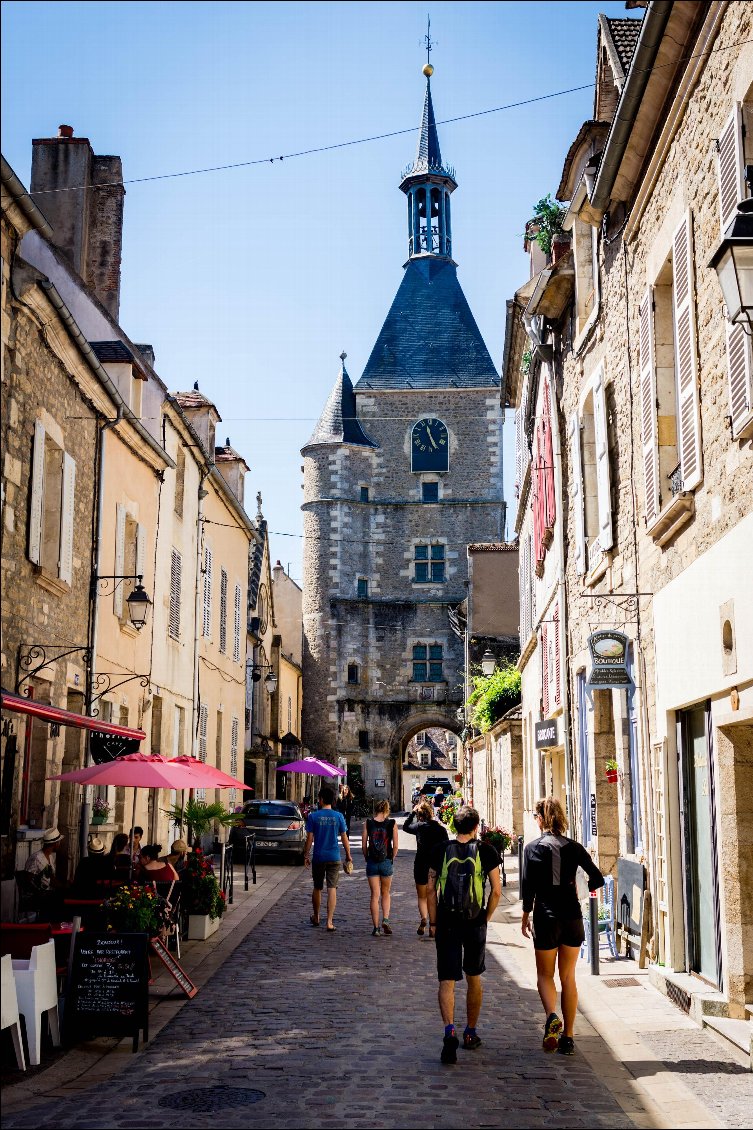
[22, 36, 751, 199]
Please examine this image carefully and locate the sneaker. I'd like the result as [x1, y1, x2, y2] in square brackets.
[440, 1034, 459, 1064]
[462, 1032, 482, 1050]
[557, 1035, 575, 1056]
[371, 926, 381, 936]
[382, 919, 393, 936]
[543, 1012, 562, 1052]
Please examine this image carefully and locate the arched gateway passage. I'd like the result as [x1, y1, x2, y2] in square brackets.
[388, 711, 462, 810]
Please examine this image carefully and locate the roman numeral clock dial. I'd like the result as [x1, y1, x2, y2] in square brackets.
[411, 418, 449, 472]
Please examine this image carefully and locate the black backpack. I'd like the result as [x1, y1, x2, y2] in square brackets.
[367, 819, 391, 863]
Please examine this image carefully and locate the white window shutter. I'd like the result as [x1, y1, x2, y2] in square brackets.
[233, 582, 242, 663]
[135, 522, 146, 579]
[59, 453, 76, 584]
[639, 290, 660, 524]
[202, 546, 213, 638]
[717, 105, 744, 233]
[593, 367, 613, 550]
[219, 568, 228, 654]
[519, 541, 527, 640]
[541, 624, 549, 716]
[569, 412, 586, 574]
[726, 320, 753, 438]
[114, 504, 126, 615]
[169, 549, 182, 640]
[28, 420, 46, 565]
[672, 211, 702, 492]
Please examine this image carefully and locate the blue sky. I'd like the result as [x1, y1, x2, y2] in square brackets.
[2, 1, 637, 581]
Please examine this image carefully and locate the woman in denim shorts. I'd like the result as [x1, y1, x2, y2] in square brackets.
[362, 799, 398, 936]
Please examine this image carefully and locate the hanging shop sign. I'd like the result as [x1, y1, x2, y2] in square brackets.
[590, 793, 598, 839]
[535, 719, 559, 749]
[585, 630, 634, 699]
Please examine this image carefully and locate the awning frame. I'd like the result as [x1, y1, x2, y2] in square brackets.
[1, 689, 146, 741]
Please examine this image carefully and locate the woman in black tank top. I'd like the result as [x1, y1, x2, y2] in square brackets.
[521, 796, 604, 1056]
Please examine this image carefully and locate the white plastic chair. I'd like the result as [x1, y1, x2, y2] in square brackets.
[1, 954, 26, 1070]
[580, 876, 619, 961]
[12, 939, 60, 1066]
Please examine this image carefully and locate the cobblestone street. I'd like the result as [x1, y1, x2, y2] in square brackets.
[3, 831, 749, 1129]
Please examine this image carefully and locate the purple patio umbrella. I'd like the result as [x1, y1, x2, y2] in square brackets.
[276, 756, 344, 810]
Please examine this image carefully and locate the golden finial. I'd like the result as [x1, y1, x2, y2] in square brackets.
[423, 63, 434, 78]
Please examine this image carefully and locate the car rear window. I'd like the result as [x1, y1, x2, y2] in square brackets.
[244, 803, 299, 818]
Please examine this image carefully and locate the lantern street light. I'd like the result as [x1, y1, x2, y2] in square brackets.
[480, 649, 497, 677]
[125, 579, 152, 631]
[709, 197, 753, 334]
[249, 662, 277, 695]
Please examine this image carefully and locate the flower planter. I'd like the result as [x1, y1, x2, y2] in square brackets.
[187, 913, 220, 940]
[605, 770, 619, 783]
[91, 815, 107, 825]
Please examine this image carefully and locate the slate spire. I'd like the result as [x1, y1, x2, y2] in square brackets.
[303, 353, 377, 449]
[399, 67, 457, 260]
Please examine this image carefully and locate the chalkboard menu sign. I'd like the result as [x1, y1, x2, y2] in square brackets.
[66, 933, 149, 1051]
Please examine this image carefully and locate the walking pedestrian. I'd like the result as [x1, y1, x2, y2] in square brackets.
[521, 796, 605, 1056]
[427, 805, 501, 1064]
[336, 783, 354, 835]
[403, 799, 448, 934]
[432, 786, 445, 812]
[304, 786, 352, 932]
[362, 800, 398, 936]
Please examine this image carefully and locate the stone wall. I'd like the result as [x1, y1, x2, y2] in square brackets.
[302, 387, 504, 804]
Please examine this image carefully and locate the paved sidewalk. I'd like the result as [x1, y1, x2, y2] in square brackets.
[2, 829, 749, 1128]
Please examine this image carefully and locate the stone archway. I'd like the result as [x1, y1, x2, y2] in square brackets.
[388, 709, 462, 809]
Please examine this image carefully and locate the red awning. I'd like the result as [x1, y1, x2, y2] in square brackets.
[0, 690, 146, 740]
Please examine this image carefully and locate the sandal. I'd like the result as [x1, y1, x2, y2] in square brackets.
[309, 915, 320, 927]
[417, 918, 427, 936]
[326, 924, 336, 932]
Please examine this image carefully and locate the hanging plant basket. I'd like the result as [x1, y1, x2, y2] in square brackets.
[605, 768, 618, 783]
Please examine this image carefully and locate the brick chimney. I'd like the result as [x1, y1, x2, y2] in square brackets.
[30, 125, 125, 320]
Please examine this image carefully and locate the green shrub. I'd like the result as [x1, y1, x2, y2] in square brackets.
[466, 664, 521, 733]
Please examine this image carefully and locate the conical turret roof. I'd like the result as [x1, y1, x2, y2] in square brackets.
[401, 77, 456, 184]
[304, 356, 377, 449]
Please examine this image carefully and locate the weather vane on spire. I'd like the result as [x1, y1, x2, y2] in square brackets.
[422, 14, 435, 77]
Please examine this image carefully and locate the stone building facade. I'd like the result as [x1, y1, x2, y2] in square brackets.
[505, 2, 752, 1027]
[302, 71, 504, 805]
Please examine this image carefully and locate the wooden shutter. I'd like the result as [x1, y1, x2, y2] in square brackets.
[114, 503, 126, 615]
[541, 624, 549, 716]
[639, 291, 660, 524]
[553, 603, 561, 708]
[28, 421, 45, 565]
[233, 582, 242, 663]
[717, 105, 744, 232]
[169, 549, 182, 640]
[593, 366, 613, 550]
[202, 546, 213, 638]
[543, 380, 556, 529]
[726, 320, 753, 438]
[59, 453, 76, 584]
[135, 522, 146, 580]
[519, 539, 528, 640]
[569, 412, 586, 574]
[514, 408, 523, 499]
[230, 717, 239, 778]
[672, 212, 702, 491]
[219, 568, 228, 654]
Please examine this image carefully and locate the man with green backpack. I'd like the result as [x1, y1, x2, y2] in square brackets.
[426, 806, 501, 1064]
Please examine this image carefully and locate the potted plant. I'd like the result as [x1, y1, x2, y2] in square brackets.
[181, 847, 226, 939]
[91, 796, 110, 825]
[524, 195, 568, 262]
[605, 759, 619, 783]
[102, 883, 170, 937]
[162, 799, 239, 849]
[438, 793, 463, 834]
[480, 825, 514, 855]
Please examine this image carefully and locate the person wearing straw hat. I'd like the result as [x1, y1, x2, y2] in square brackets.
[24, 827, 64, 918]
[164, 839, 192, 875]
[71, 835, 109, 896]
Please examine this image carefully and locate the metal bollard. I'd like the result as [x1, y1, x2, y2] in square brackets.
[589, 892, 600, 976]
[517, 835, 524, 900]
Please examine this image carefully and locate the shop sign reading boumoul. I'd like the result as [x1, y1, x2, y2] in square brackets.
[585, 630, 634, 702]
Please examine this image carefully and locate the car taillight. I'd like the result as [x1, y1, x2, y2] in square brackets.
[288, 820, 303, 830]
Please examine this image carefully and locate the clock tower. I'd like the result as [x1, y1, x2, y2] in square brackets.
[302, 66, 504, 802]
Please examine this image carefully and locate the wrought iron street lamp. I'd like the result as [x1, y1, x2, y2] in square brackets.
[480, 649, 497, 676]
[94, 574, 153, 630]
[709, 197, 753, 334]
[249, 662, 278, 695]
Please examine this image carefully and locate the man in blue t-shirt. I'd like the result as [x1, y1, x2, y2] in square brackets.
[304, 785, 352, 931]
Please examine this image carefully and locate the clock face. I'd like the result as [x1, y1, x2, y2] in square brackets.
[411, 418, 449, 472]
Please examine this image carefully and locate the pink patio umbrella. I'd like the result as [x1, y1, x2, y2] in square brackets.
[168, 754, 247, 790]
[49, 753, 220, 877]
[276, 756, 344, 811]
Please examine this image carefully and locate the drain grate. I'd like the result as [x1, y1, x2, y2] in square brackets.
[603, 976, 642, 988]
[666, 980, 692, 1014]
[158, 1087, 266, 1112]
